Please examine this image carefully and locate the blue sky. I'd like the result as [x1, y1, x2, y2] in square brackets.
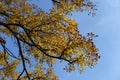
[60, 0, 120, 80]
[31, 0, 120, 80]
[1, 0, 119, 80]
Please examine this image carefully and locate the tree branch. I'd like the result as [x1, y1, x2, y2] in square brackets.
[16, 38, 30, 80]
[17, 69, 25, 80]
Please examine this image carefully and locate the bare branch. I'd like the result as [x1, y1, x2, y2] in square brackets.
[17, 69, 25, 80]
[16, 38, 30, 80]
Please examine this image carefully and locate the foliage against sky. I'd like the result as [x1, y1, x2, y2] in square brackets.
[0, 0, 99, 80]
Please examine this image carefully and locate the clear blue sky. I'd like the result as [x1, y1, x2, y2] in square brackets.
[61, 0, 120, 80]
[4, 0, 120, 80]
[31, 0, 120, 80]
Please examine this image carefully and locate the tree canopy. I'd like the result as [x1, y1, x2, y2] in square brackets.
[0, 0, 99, 80]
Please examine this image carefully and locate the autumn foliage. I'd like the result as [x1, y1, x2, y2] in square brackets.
[0, 0, 99, 80]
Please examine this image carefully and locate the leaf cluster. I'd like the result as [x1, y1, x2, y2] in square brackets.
[0, 0, 99, 80]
